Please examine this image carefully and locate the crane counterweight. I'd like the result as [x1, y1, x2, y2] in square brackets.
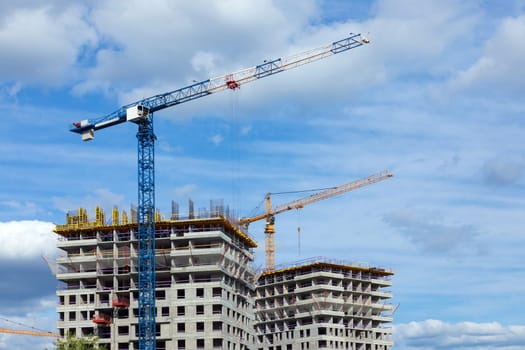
[81, 129, 94, 141]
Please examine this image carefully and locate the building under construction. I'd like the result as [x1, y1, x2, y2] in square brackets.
[55, 201, 393, 349]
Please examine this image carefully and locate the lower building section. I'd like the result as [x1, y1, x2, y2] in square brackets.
[58, 280, 255, 350]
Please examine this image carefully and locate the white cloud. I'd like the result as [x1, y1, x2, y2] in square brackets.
[363, 0, 478, 71]
[52, 188, 125, 216]
[0, 221, 56, 259]
[394, 320, 525, 350]
[0, 297, 57, 350]
[172, 184, 198, 198]
[482, 156, 525, 186]
[0, 82, 22, 99]
[240, 125, 252, 135]
[191, 51, 221, 75]
[157, 140, 183, 154]
[384, 208, 482, 255]
[0, 201, 43, 217]
[75, 0, 312, 97]
[210, 134, 224, 146]
[0, 0, 478, 115]
[451, 14, 525, 93]
[0, 2, 524, 345]
[0, 3, 96, 87]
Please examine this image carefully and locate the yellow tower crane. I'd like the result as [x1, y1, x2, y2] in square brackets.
[0, 328, 59, 338]
[238, 170, 393, 271]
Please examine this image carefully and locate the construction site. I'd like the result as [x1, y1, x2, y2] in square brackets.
[54, 198, 394, 350]
[34, 33, 392, 349]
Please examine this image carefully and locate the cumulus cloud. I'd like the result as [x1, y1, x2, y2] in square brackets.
[0, 0, 481, 113]
[0, 82, 22, 99]
[240, 125, 252, 135]
[74, 0, 312, 97]
[69, 0, 456, 111]
[384, 209, 482, 255]
[451, 14, 525, 93]
[0, 220, 56, 259]
[0, 200, 43, 218]
[0, 3, 97, 88]
[394, 319, 525, 350]
[1, 2, 524, 348]
[368, 0, 478, 68]
[52, 188, 125, 216]
[482, 156, 525, 186]
[0, 222, 57, 330]
[191, 51, 221, 75]
[172, 184, 197, 198]
[210, 134, 224, 146]
[0, 297, 57, 349]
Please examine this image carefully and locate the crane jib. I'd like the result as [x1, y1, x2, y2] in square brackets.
[70, 79, 214, 133]
[70, 34, 369, 138]
[331, 37, 363, 54]
[148, 90, 212, 112]
[140, 79, 213, 111]
[255, 58, 284, 79]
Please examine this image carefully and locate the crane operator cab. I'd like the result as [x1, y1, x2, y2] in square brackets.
[126, 105, 150, 122]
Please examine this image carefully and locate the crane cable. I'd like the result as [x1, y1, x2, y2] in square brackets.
[229, 88, 242, 214]
[247, 196, 266, 219]
[270, 185, 338, 196]
[248, 185, 338, 216]
[297, 209, 302, 257]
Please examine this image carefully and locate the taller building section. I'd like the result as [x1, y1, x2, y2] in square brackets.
[55, 202, 258, 350]
[254, 258, 394, 350]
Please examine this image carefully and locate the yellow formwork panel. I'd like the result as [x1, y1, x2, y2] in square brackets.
[95, 206, 105, 226]
[112, 207, 119, 226]
[54, 207, 258, 249]
[260, 260, 393, 278]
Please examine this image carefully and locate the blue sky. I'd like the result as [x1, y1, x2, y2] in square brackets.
[0, 0, 524, 349]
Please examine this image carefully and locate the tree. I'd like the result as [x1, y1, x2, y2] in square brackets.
[55, 332, 103, 350]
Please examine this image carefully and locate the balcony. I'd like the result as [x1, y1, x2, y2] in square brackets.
[56, 270, 97, 280]
[371, 314, 394, 322]
[370, 278, 392, 287]
[370, 289, 392, 298]
[57, 238, 97, 248]
[56, 253, 96, 263]
[171, 243, 223, 257]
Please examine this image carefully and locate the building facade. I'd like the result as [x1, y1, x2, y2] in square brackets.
[254, 258, 393, 350]
[55, 204, 257, 350]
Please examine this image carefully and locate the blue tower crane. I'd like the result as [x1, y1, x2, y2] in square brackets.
[71, 33, 369, 350]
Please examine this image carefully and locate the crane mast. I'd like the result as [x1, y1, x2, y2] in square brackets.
[239, 170, 393, 270]
[70, 33, 369, 350]
[137, 116, 156, 348]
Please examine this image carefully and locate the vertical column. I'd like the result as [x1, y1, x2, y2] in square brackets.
[264, 216, 275, 270]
